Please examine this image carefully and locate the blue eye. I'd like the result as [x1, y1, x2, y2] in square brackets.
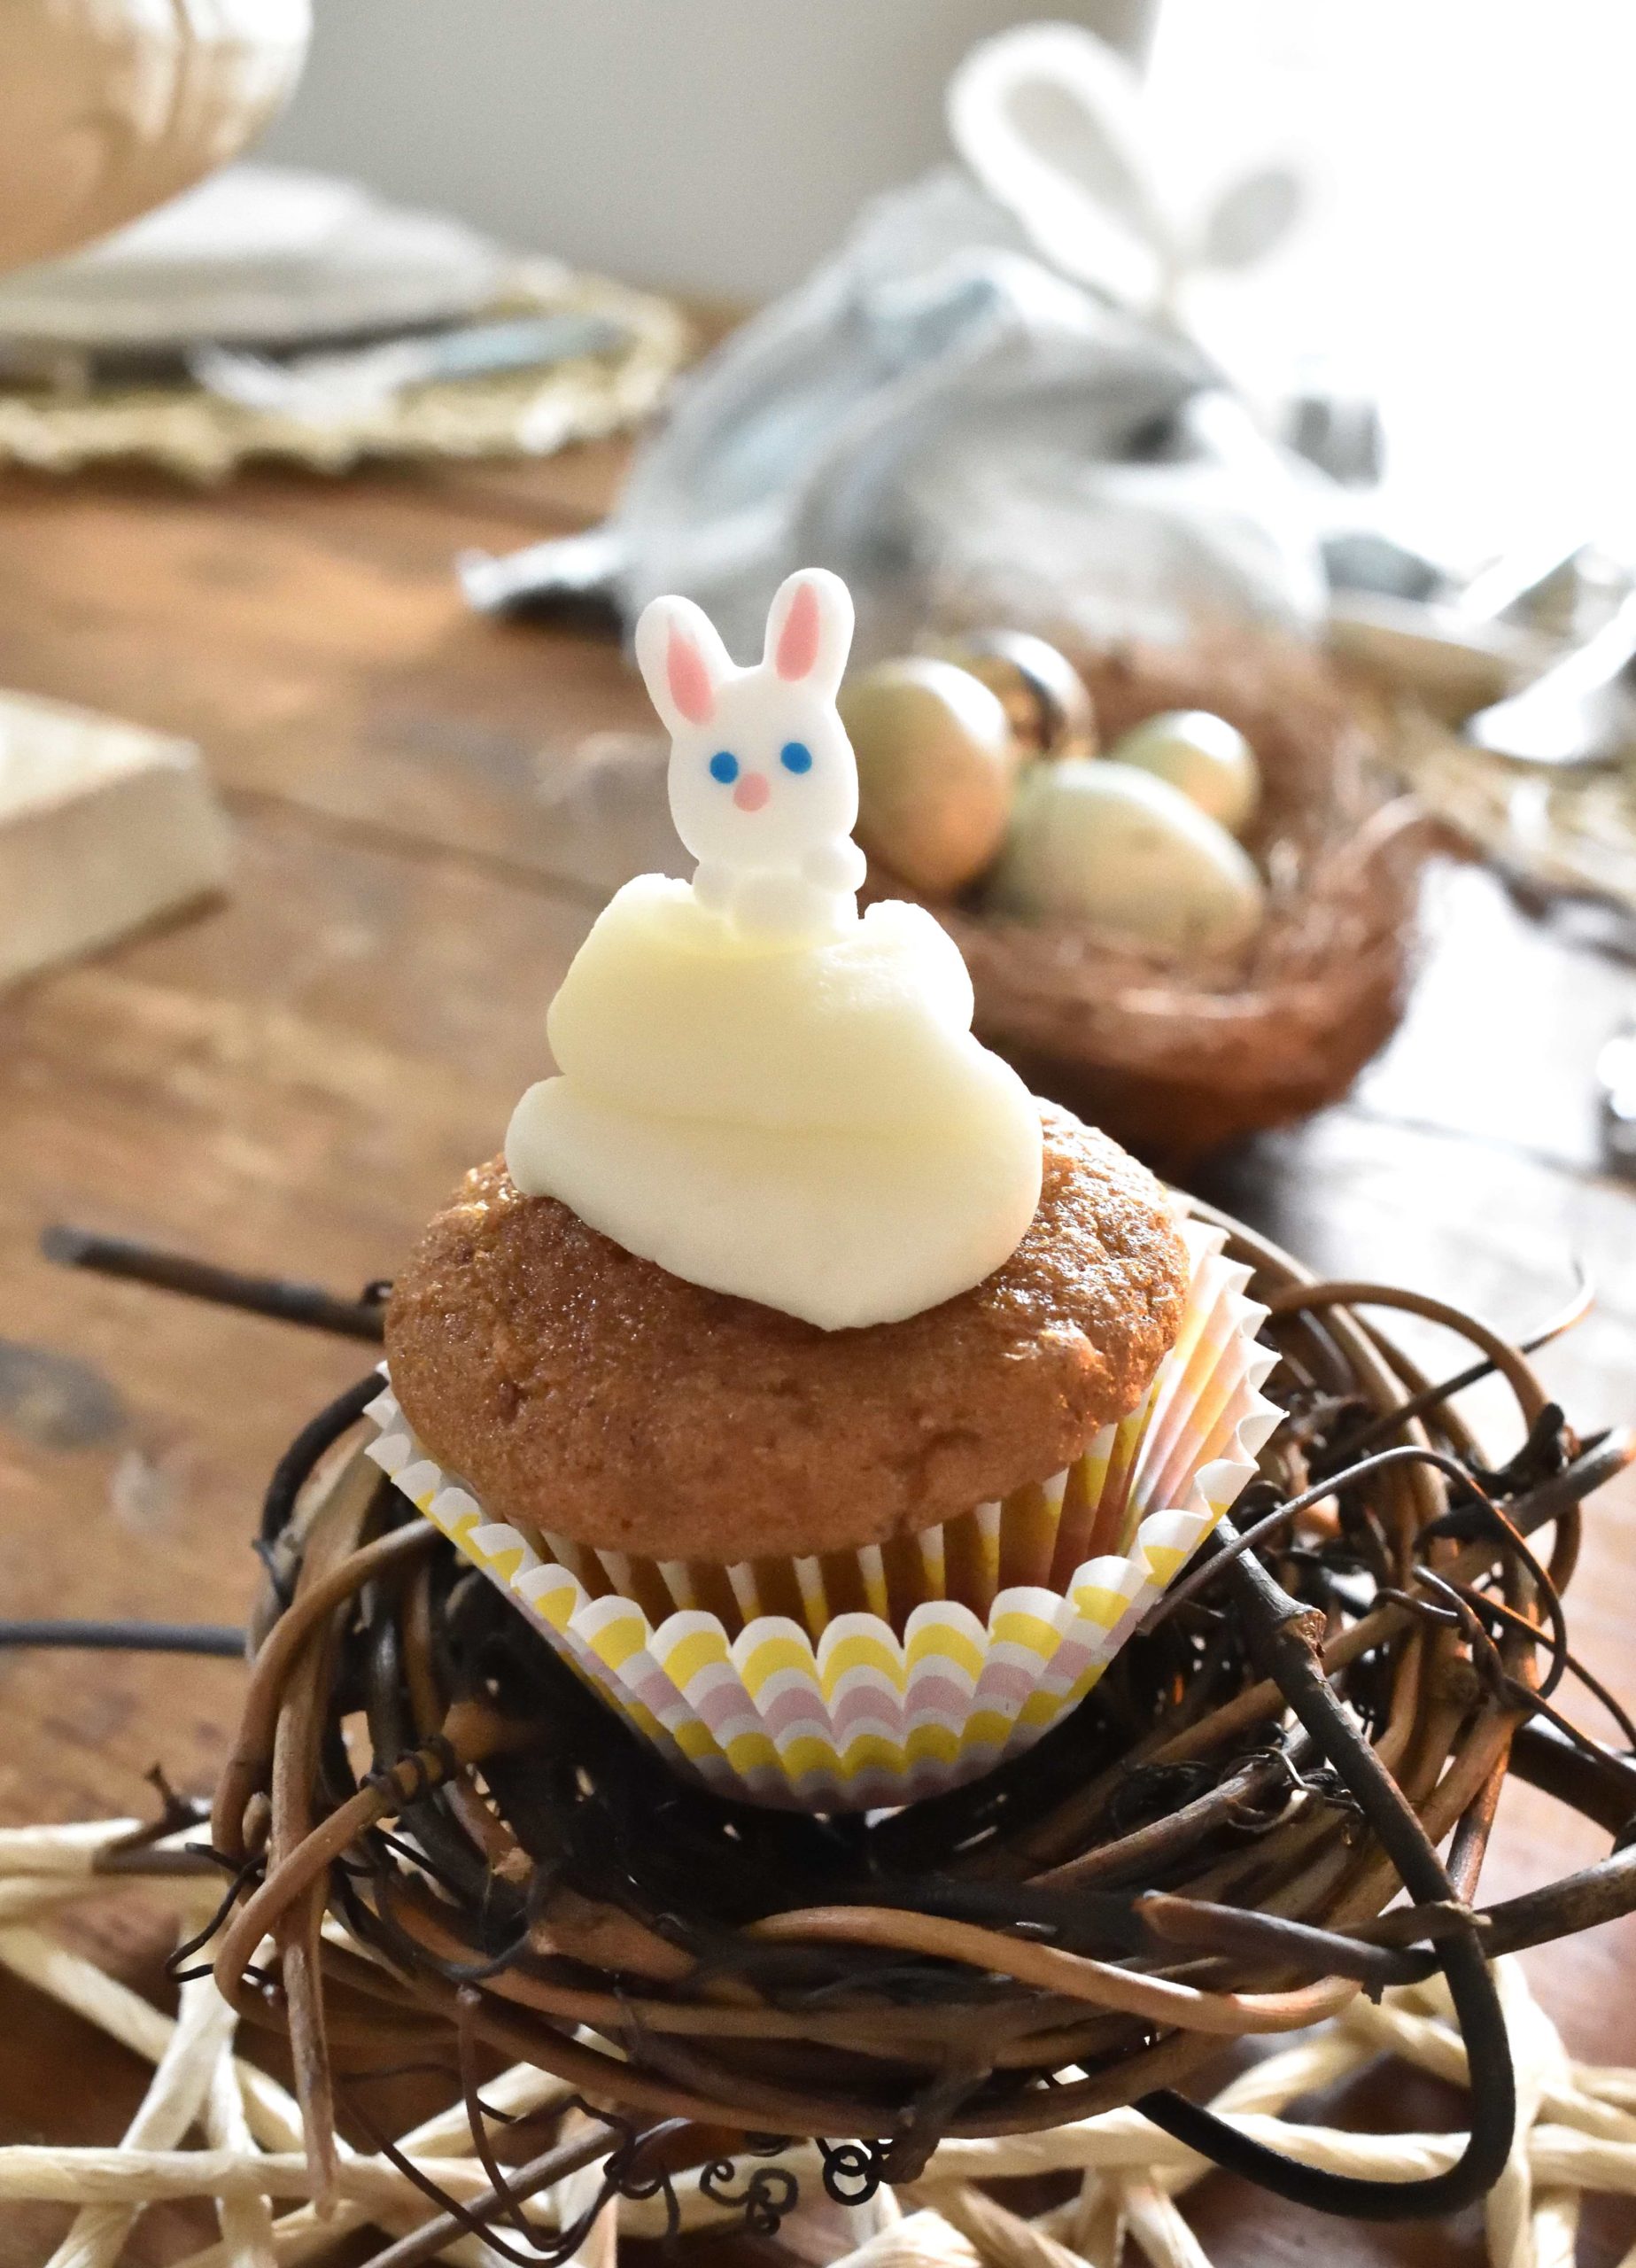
[709, 750, 739, 784]
[780, 741, 813, 773]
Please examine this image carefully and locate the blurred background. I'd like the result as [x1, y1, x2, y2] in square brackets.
[261, 0, 1157, 301]
[4, 0, 1636, 1408]
[259, 0, 1636, 558]
[3, 0, 1635, 1371]
[6, 2, 1636, 2243]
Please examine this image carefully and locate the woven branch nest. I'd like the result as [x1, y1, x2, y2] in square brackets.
[867, 635, 1432, 1168]
[201, 1202, 1636, 2235]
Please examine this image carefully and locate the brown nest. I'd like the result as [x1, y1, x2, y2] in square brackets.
[182, 1204, 1636, 2247]
[867, 634, 1431, 1169]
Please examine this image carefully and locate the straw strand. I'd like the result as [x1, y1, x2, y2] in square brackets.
[0, 1831, 1632, 2268]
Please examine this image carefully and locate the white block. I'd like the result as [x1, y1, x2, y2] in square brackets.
[0, 688, 231, 989]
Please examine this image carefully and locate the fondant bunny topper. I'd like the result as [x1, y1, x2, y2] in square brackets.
[635, 567, 867, 942]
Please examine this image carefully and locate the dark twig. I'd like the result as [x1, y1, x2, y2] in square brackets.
[0, 1620, 244, 1657]
[1136, 1889, 1428, 1990]
[1332, 1270, 1593, 1462]
[346, 2097, 618, 2268]
[260, 1372, 387, 1548]
[1442, 1579, 1636, 1746]
[42, 1224, 389, 1342]
[1146, 1443, 1477, 1627]
[1136, 1518, 1518, 2222]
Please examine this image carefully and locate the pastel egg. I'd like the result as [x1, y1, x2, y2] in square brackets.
[1106, 710, 1260, 835]
[988, 758, 1266, 958]
[839, 656, 1019, 896]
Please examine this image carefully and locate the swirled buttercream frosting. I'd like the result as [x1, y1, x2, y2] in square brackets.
[504, 570, 1043, 1330]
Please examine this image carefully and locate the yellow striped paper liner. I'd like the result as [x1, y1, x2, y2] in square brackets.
[366, 1216, 1280, 1811]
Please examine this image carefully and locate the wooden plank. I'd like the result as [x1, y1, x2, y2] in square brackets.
[0, 801, 590, 1831]
[0, 687, 229, 987]
[0, 464, 651, 885]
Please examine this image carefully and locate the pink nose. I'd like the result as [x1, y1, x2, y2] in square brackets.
[733, 772, 771, 812]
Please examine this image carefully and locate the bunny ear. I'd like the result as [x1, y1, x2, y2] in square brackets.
[764, 569, 854, 699]
[634, 594, 733, 734]
[948, 22, 1175, 309]
[1197, 166, 1303, 273]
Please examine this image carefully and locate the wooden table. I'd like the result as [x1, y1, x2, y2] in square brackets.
[1, 446, 1633, 2267]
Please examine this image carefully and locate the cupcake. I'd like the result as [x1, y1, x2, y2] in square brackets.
[370, 571, 1278, 1809]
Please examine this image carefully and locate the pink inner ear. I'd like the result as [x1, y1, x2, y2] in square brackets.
[667, 627, 715, 724]
[775, 581, 821, 680]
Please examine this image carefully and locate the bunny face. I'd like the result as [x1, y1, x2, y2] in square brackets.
[669, 675, 857, 871]
[636, 570, 858, 882]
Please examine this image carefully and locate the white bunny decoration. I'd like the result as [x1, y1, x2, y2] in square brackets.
[947, 22, 1303, 322]
[635, 568, 867, 943]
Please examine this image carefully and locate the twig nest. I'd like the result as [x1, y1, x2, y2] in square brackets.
[860, 629, 1426, 1163]
[210, 1219, 1636, 2221]
[841, 657, 1020, 896]
[946, 629, 1099, 761]
[1108, 709, 1260, 834]
[989, 758, 1266, 955]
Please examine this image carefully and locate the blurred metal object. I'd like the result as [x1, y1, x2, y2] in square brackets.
[190, 311, 625, 423]
[1597, 1019, 1636, 1178]
[1283, 387, 1384, 487]
[1321, 527, 1443, 603]
[1329, 537, 1603, 729]
[1328, 593, 1550, 726]
[1465, 587, 1636, 768]
[1455, 536, 1589, 628]
[937, 628, 1097, 759]
[1387, 704, 1636, 930]
[459, 524, 626, 628]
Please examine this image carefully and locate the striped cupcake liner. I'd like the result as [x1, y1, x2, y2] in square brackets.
[365, 1216, 1281, 1812]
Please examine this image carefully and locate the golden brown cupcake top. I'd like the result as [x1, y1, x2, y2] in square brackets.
[385, 1102, 1188, 1563]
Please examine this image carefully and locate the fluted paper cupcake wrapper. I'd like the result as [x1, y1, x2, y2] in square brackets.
[365, 1216, 1281, 1812]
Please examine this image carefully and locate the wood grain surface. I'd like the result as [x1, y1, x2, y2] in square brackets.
[1, 449, 1633, 2266]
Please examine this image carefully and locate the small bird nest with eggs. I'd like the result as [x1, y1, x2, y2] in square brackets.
[852, 630, 1430, 1170]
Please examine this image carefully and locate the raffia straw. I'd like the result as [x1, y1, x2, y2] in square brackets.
[841, 2215, 981, 2268]
[903, 2183, 1086, 2268]
[3, 1831, 1635, 2268]
[0, 1924, 303, 2154]
[1063, 2179, 1124, 2268]
[0, 1821, 144, 1871]
[44, 1963, 237, 2268]
[1123, 2187, 1213, 2268]
[0, 1896, 562, 2267]
[173, 2058, 570, 2268]
[203, 2012, 278, 2268]
[846, 2180, 905, 2251]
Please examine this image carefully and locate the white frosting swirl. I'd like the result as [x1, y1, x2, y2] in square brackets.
[505, 570, 1042, 1329]
[505, 874, 1043, 1331]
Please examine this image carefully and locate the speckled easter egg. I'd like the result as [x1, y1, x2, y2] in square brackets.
[1106, 710, 1260, 835]
[989, 758, 1265, 958]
